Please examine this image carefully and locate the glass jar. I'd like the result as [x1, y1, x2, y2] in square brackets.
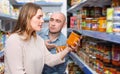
[67, 30, 81, 47]
[85, 18, 93, 30]
[112, 45, 120, 66]
[98, 17, 106, 32]
[91, 19, 98, 31]
[94, 7, 102, 18]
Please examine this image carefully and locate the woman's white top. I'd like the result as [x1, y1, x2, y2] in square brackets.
[4, 33, 64, 74]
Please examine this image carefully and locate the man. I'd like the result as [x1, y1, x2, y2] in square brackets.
[39, 12, 68, 74]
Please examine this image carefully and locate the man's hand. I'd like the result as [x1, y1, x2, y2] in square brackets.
[45, 40, 57, 50]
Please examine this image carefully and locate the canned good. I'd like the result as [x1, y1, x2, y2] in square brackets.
[67, 30, 81, 47]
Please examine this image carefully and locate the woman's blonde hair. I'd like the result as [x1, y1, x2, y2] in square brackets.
[12, 3, 42, 41]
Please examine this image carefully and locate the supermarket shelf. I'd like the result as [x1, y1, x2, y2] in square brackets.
[68, 28, 120, 44]
[67, 0, 87, 13]
[67, 0, 111, 13]
[10, 0, 63, 7]
[0, 12, 17, 20]
[35, 1, 63, 6]
[78, 30, 120, 44]
[0, 50, 4, 57]
[69, 52, 97, 74]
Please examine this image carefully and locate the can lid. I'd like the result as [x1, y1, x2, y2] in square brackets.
[73, 30, 81, 36]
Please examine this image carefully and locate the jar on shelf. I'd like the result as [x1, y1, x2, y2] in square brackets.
[89, 7, 95, 17]
[102, 6, 107, 16]
[98, 17, 106, 32]
[112, 45, 120, 66]
[116, 67, 120, 74]
[110, 66, 117, 74]
[103, 64, 111, 74]
[91, 19, 98, 31]
[113, 22, 120, 35]
[81, 19, 86, 30]
[82, 7, 89, 18]
[96, 60, 104, 74]
[112, 0, 120, 7]
[94, 7, 102, 18]
[85, 18, 93, 30]
[103, 45, 112, 64]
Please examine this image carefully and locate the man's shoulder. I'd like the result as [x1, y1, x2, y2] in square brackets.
[59, 33, 67, 40]
[38, 28, 48, 35]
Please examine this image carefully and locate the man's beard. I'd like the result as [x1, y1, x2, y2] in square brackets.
[49, 30, 61, 34]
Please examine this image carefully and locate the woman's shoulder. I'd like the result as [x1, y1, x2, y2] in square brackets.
[37, 35, 44, 41]
[8, 33, 20, 39]
[6, 33, 22, 43]
[36, 35, 45, 43]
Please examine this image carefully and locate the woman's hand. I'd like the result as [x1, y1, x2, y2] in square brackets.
[67, 36, 82, 52]
[56, 46, 66, 53]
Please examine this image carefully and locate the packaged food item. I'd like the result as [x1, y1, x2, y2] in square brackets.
[113, 22, 120, 35]
[103, 64, 111, 74]
[67, 30, 81, 47]
[110, 67, 117, 74]
[106, 21, 113, 33]
[107, 8, 114, 20]
[91, 19, 98, 31]
[81, 19, 86, 30]
[94, 7, 102, 18]
[103, 45, 112, 64]
[98, 17, 106, 32]
[85, 18, 93, 30]
[112, 45, 120, 66]
[82, 7, 89, 18]
[116, 67, 120, 74]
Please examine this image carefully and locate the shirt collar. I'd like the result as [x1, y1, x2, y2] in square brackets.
[44, 29, 63, 42]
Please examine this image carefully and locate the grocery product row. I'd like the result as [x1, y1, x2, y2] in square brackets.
[68, 0, 120, 35]
[68, 29, 120, 74]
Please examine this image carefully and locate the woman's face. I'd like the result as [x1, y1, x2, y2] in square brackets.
[30, 9, 44, 31]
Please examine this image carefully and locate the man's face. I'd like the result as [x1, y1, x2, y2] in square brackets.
[49, 13, 65, 34]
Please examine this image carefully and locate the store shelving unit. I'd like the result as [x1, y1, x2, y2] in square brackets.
[10, 0, 63, 7]
[68, 28, 120, 44]
[79, 30, 120, 44]
[67, 0, 87, 13]
[67, 0, 116, 74]
[0, 50, 4, 58]
[67, 0, 111, 13]
[69, 52, 97, 74]
[9, 0, 63, 22]
[0, 12, 16, 20]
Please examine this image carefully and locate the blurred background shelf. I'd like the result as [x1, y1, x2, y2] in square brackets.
[0, 12, 17, 20]
[10, 0, 63, 7]
[69, 52, 97, 74]
[67, 0, 111, 13]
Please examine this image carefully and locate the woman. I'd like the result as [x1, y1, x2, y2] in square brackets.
[4, 3, 79, 74]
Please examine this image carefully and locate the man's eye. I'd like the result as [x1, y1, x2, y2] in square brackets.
[56, 19, 61, 23]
